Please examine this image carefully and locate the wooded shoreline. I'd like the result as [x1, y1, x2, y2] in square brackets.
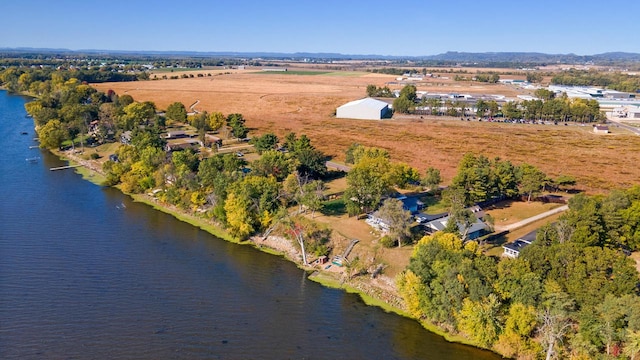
[55, 148, 484, 350]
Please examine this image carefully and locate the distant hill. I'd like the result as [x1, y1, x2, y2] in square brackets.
[1, 47, 639, 64]
[422, 51, 640, 64]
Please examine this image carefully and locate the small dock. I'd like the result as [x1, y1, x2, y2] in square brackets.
[50, 164, 82, 171]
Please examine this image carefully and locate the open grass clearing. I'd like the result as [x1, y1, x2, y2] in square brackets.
[483, 199, 565, 227]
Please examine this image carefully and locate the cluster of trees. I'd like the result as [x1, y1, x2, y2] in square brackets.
[104, 129, 329, 246]
[454, 73, 500, 83]
[552, 70, 640, 93]
[527, 72, 544, 83]
[365, 84, 394, 98]
[2, 69, 157, 149]
[474, 73, 501, 83]
[546, 187, 640, 252]
[343, 144, 439, 217]
[367, 68, 429, 76]
[503, 92, 604, 122]
[9, 66, 335, 260]
[382, 83, 604, 122]
[445, 153, 552, 206]
[398, 187, 640, 358]
[0, 67, 140, 94]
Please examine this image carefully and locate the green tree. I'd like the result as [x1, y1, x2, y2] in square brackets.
[344, 154, 392, 215]
[389, 163, 420, 188]
[519, 163, 546, 201]
[399, 84, 417, 101]
[475, 99, 488, 118]
[502, 101, 521, 120]
[301, 180, 325, 218]
[393, 96, 413, 114]
[366, 84, 377, 97]
[251, 133, 279, 154]
[422, 167, 442, 193]
[251, 150, 296, 181]
[165, 102, 187, 123]
[494, 258, 542, 306]
[535, 88, 556, 101]
[226, 113, 248, 139]
[374, 198, 412, 247]
[119, 101, 156, 131]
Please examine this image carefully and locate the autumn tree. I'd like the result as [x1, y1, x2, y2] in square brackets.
[37, 119, 68, 149]
[456, 294, 501, 347]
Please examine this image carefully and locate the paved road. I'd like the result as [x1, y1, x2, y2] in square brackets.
[494, 204, 569, 232]
[607, 117, 640, 136]
[325, 161, 351, 172]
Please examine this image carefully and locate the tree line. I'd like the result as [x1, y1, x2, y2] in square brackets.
[398, 186, 640, 359]
[388, 84, 604, 122]
[4, 67, 333, 260]
[552, 69, 640, 93]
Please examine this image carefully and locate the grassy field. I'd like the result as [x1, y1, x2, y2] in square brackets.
[93, 69, 640, 194]
[258, 70, 331, 75]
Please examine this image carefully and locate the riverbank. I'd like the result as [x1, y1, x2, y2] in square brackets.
[52, 148, 489, 351]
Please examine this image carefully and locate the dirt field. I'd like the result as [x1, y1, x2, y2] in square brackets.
[93, 70, 640, 193]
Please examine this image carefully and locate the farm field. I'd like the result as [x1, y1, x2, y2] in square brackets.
[93, 69, 640, 193]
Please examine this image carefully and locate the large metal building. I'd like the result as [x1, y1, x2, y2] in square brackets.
[336, 98, 390, 120]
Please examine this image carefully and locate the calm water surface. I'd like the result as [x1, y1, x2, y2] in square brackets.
[0, 90, 499, 359]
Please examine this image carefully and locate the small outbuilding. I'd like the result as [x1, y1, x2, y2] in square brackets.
[593, 125, 610, 134]
[336, 98, 391, 120]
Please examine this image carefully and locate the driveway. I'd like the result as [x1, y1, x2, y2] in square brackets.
[494, 204, 569, 232]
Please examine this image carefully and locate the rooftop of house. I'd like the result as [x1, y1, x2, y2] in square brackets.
[502, 239, 533, 253]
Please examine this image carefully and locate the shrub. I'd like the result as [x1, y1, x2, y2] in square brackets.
[380, 235, 396, 248]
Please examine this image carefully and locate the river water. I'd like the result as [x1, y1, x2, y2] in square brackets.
[0, 90, 499, 359]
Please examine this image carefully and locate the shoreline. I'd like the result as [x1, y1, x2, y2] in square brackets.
[51, 146, 488, 351]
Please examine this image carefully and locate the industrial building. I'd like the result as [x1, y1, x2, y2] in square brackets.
[336, 98, 391, 120]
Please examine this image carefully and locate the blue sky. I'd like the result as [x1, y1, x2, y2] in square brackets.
[2, 0, 638, 56]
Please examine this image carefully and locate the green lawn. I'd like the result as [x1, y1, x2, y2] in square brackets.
[321, 198, 346, 216]
[421, 194, 449, 214]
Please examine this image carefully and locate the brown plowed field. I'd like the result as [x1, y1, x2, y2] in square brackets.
[93, 70, 640, 193]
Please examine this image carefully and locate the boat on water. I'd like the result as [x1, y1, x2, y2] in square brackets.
[21, 131, 28, 135]
[26, 157, 40, 163]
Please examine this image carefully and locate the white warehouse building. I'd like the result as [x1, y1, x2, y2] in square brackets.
[336, 98, 391, 120]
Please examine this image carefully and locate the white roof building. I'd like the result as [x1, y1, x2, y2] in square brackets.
[628, 106, 640, 119]
[336, 98, 391, 120]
